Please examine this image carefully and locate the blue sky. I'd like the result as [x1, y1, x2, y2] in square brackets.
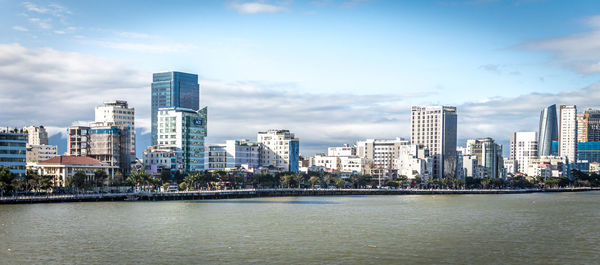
[2, 0, 600, 156]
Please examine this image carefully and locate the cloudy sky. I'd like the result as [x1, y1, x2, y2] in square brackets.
[1, 0, 600, 156]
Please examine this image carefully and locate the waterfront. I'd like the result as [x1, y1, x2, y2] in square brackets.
[1, 192, 599, 264]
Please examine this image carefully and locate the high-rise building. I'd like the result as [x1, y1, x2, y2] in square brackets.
[257, 129, 300, 172]
[23, 126, 48, 146]
[467, 138, 503, 179]
[151, 71, 200, 146]
[0, 129, 27, 175]
[67, 126, 90, 156]
[94, 100, 136, 158]
[509, 132, 538, 173]
[157, 107, 207, 172]
[411, 105, 457, 179]
[88, 125, 132, 175]
[559, 105, 577, 163]
[576, 108, 600, 142]
[538, 104, 558, 157]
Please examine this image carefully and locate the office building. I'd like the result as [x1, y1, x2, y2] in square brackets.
[94, 100, 136, 158]
[577, 142, 600, 164]
[538, 104, 558, 157]
[467, 138, 503, 179]
[151, 71, 200, 146]
[0, 129, 27, 175]
[411, 105, 458, 179]
[356, 138, 410, 179]
[157, 107, 207, 172]
[576, 108, 600, 142]
[257, 129, 300, 172]
[23, 126, 48, 146]
[559, 105, 577, 163]
[509, 132, 538, 173]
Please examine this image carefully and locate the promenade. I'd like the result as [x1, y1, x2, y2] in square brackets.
[1, 187, 598, 204]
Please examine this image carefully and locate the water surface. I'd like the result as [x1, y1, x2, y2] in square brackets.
[1, 192, 599, 264]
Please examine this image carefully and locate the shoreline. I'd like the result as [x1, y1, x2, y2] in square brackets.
[1, 187, 599, 204]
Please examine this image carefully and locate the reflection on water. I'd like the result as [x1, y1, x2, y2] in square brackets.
[1, 192, 599, 264]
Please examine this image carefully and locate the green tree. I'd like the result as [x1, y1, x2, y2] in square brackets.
[481, 178, 491, 189]
[0, 166, 15, 195]
[350, 174, 372, 188]
[160, 170, 172, 183]
[335, 178, 346, 188]
[179, 182, 188, 191]
[309, 176, 321, 188]
[281, 174, 295, 188]
[94, 170, 108, 188]
[162, 182, 171, 192]
[69, 171, 88, 191]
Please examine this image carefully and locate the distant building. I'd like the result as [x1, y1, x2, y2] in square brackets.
[527, 156, 565, 179]
[577, 142, 600, 164]
[503, 159, 517, 175]
[67, 126, 90, 156]
[509, 132, 538, 173]
[88, 125, 133, 175]
[36, 156, 118, 187]
[538, 104, 558, 157]
[23, 126, 48, 146]
[559, 105, 577, 163]
[356, 138, 410, 179]
[207, 139, 261, 171]
[257, 129, 299, 172]
[467, 138, 503, 179]
[151, 71, 200, 146]
[411, 105, 457, 179]
[576, 108, 600, 142]
[94, 100, 136, 158]
[142, 146, 183, 175]
[26, 144, 57, 164]
[393, 145, 428, 179]
[0, 129, 27, 175]
[328, 145, 356, 157]
[157, 107, 207, 173]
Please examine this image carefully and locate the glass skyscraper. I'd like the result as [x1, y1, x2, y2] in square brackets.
[151, 71, 200, 146]
[538, 104, 558, 157]
[0, 130, 27, 175]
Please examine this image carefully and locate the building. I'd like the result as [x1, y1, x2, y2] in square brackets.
[328, 145, 356, 157]
[467, 138, 503, 179]
[393, 145, 428, 179]
[142, 146, 183, 175]
[67, 126, 90, 156]
[23, 126, 48, 145]
[88, 125, 132, 174]
[356, 138, 410, 179]
[577, 108, 600, 142]
[257, 129, 300, 172]
[503, 159, 517, 175]
[577, 142, 600, 164]
[527, 156, 565, 179]
[0, 129, 27, 175]
[151, 71, 200, 146]
[157, 107, 207, 172]
[26, 144, 57, 164]
[411, 105, 457, 179]
[310, 154, 340, 171]
[35, 156, 118, 187]
[559, 105, 577, 163]
[538, 104, 558, 157]
[339, 156, 364, 173]
[509, 132, 538, 173]
[94, 100, 136, 158]
[206, 140, 261, 171]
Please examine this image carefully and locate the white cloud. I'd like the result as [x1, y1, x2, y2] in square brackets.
[117, 32, 153, 39]
[23, 2, 71, 17]
[80, 40, 198, 53]
[12, 26, 29, 32]
[523, 14, 600, 74]
[230, 2, 288, 14]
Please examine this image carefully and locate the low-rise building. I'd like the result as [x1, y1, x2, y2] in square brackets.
[143, 146, 183, 175]
[26, 144, 58, 165]
[35, 156, 118, 187]
[526, 156, 565, 178]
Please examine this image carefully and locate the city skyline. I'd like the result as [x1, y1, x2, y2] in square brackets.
[3, 1, 600, 156]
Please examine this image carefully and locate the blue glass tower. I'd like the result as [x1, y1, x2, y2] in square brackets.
[538, 104, 558, 157]
[0, 130, 27, 175]
[151, 71, 200, 146]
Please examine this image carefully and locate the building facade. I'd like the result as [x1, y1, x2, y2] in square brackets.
[328, 145, 356, 157]
[88, 126, 132, 174]
[559, 105, 577, 163]
[509, 132, 538, 173]
[151, 71, 200, 146]
[576, 108, 600, 142]
[356, 138, 410, 179]
[467, 138, 503, 179]
[35, 156, 118, 187]
[23, 126, 48, 146]
[411, 105, 457, 179]
[142, 146, 183, 175]
[0, 129, 27, 175]
[157, 107, 207, 172]
[538, 104, 558, 157]
[257, 129, 300, 172]
[94, 100, 136, 158]
[67, 126, 90, 156]
[26, 144, 57, 164]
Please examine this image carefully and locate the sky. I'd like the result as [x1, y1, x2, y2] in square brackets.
[2, 0, 600, 156]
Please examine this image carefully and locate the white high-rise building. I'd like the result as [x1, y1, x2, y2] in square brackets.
[157, 107, 207, 172]
[94, 100, 136, 157]
[23, 126, 49, 146]
[559, 105, 577, 163]
[257, 129, 300, 172]
[509, 132, 538, 173]
[411, 106, 457, 179]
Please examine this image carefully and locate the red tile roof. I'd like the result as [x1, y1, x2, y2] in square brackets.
[39, 155, 102, 165]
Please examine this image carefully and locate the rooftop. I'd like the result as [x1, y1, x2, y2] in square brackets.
[39, 155, 103, 165]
